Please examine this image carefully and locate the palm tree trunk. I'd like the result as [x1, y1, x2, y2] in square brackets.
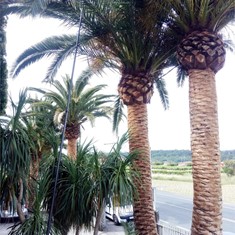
[128, 104, 157, 235]
[16, 178, 26, 223]
[188, 69, 222, 235]
[75, 226, 79, 235]
[93, 199, 105, 235]
[67, 138, 77, 160]
[28, 154, 40, 211]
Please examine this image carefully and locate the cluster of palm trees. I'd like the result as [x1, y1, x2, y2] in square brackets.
[1, 1, 235, 235]
[0, 77, 134, 235]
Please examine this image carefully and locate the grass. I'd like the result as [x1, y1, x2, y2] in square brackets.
[152, 173, 235, 204]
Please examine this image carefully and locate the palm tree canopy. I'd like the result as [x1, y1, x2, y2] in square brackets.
[6, 0, 175, 73]
[168, 0, 235, 36]
[30, 74, 113, 129]
[4, 0, 176, 108]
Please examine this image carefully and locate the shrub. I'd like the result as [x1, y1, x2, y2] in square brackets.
[223, 160, 235, 177]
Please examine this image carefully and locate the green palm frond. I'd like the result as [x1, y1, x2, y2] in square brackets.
[176, 66, 187, 87]
[169, 0, 235, 35]
[0, 91, 34, 216]
[10, 34, 78, 81]
[30, 73, 114, 134]
[7, 0, 177, 78]
[112, 96, 126, 134]
[154, 78, 169, 110]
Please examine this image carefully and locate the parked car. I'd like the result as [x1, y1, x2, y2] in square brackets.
[105, 198, 133, 225]
[106, 188, 160, 226]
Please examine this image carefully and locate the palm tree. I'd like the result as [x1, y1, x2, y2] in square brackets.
[31, 74, 113, 159]
[0, 0, 24, 114]
[0, 90, 34, 223]
[0, 2, 8, 114]
[23, 99, 60, 211]
[40, 136, 137, 235]
[167, 1, 235, 234]
[4, 1, 175, 234]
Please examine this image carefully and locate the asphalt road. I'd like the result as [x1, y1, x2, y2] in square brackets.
[155, 190, 235, 234]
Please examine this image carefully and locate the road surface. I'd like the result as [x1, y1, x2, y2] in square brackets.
[155, 190, 235, 234]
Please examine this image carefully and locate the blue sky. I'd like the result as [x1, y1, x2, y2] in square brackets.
[6, 15, 235, 152]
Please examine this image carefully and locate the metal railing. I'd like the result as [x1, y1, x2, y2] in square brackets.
[157, 220, 191, 235]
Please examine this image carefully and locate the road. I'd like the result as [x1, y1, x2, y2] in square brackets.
[155, 190, 235, 234]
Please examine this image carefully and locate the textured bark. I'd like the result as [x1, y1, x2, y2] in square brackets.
[28, 156, 39, 211]
[65, 123, 80, 159]
[128, 104, 157, 235]
[177, 31, 225, 73]
[118, 73, 154, 105]
[16, 179, 26, 223]
[67, 138, 77, 160]
[189, 69, 222, 235]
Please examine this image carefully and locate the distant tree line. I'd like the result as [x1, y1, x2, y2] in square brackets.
[150, 150, 235, 163]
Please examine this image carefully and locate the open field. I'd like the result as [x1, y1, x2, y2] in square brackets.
[152, 174, 235, 204]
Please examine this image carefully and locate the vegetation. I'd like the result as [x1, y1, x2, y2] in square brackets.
[222, 160, 235, 177]
[152, 164, 192, 175]
[2, 1, 235, 235]
[30, 74, 113, 160]
[0, 90, 34, 223]
[150, 150, 235, 163]
[0, 2, 8, 114]
[4, 1, 178, 234]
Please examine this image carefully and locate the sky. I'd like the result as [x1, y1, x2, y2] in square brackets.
[5, 15, 235, 152]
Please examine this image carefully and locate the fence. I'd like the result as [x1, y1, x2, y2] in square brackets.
[157, 220, 191, 235]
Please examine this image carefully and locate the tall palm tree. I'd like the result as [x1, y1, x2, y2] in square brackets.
[167, 1, 235, 234]
[31, 74, 113, 159]
[0, 2, 8, 114]
[4, 1, 175, 234]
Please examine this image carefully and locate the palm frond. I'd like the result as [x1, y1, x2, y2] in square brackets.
[112, 96, 126, 134]
[154, 78, 169, 110]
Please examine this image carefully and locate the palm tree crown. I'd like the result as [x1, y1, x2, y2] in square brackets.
[31, 74, 113, 159]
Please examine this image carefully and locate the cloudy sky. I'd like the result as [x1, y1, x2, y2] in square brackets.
[6, 15, 235, 152]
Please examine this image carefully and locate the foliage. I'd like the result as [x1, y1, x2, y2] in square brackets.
[38, 134, 137, 234]
[8, 169, 60, 235]
[150, 150, 235, 163]
[3, 0, 173, 108]
[30, 74, 113, 131]
[223, 160, 235, 177]
[152, 164, 192, 175]
[0, 90, 34, 222]
[0, 4, 8, 114]
[123, 221, 137, 235]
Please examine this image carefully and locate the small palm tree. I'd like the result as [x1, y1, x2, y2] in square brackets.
[0, 90, 34, 223]
[23, 100, 60, 210]
[40, 134, 137, 235]
[31, 74, 113, 159]
[167, 1, 235, 234]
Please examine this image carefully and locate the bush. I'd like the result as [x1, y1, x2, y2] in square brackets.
[223, 160, 235, 177]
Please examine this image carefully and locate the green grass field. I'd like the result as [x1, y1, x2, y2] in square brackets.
[152, 173, 235, 204]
